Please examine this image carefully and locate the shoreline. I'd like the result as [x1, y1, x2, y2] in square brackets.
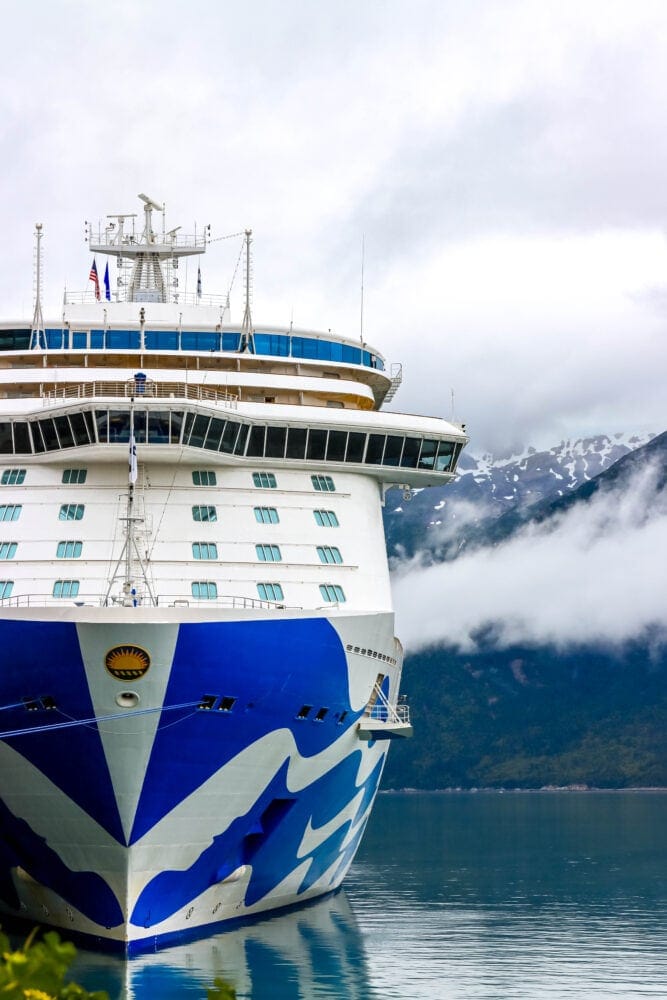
[381, 785, 667, 794]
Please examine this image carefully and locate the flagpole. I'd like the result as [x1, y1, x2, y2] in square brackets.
[124, 403, 136, 605]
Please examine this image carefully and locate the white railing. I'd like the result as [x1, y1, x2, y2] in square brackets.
[365, 682, 411, 727]
[366, 701, 411, 725]
[0, 593, 299, 612]
[63, 290, 228, 307]
[42, 379, 238, 407]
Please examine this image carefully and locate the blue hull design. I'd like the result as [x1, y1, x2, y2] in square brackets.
[0, 612, 392, 951]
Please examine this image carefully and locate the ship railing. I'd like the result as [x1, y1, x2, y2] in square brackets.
[0, 593, 300, 612]
[382, 362, 403, 404]
[366, 700, 411, 725]
[63, 290, 228, 307]
[42, 380, 238, 407]
[365, 689, 411, 727]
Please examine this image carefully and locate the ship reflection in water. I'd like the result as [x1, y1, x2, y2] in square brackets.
[70, 891, 373, 999]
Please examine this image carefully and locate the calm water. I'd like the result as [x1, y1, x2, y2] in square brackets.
[70, 792, 667, 998]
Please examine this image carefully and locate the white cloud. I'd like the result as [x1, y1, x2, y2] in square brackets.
[0, 1, 666, 449]
[392, 461, 667, 652]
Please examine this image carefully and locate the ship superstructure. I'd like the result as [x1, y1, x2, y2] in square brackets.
[0, 196, 466, 951]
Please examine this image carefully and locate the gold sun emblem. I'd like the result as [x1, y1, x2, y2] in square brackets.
[105, 645, 151, 681]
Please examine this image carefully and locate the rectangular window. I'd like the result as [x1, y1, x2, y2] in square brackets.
[59, 504, 84, 521]
[53, 580, 80, 598]
[252, 472, 277, 489]
[285, 427, 307, 459]
[313, 509, 339, 527]
[316, 545, 343, 565]
[56, 541, 82, 559]
[365, 434, 386, 465]
[417, 439, 438, 471]
[192, 505, 217, 522]
[306, 429, 327, 461]
[255, 543, 282, 562]
[192, 542, 218, 560]
[345, 432, 366, 463]
[0, 580, 13, 599]
[1, 469, 26, 485]
[319, 583, 346, 603]
[257, 582, 284, 602]
[326, 430, 347, 462]
[311, 474, 335, 492]
[62, 468, 87, 484]
[191, 581, 218, 600]
[265, 426, 287, 458]
[435, 441, 455, 472]
[254, 506, 279, 524]
[192, 470, 217, 486]
[0, 542, 17, 560]
[0, 505, 21, 522]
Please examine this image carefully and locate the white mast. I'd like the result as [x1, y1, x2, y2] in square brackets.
[240, 228, 254, 351]
[30, 223, 46, 350]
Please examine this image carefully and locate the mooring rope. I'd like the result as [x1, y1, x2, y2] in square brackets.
[0, 699, 203, 741]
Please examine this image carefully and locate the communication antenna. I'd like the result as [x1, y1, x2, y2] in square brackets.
[240, 228, 254, 351]
[360, 234, 365, 344]
[30, 223, 46, 350]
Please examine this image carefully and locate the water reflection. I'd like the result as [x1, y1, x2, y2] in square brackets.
[70, 891, 375, 1000]
[70, 793, 667, 999]
[345, 792, 667, 999]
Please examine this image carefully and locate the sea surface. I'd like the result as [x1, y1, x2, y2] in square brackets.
[70, 791, 667, 999]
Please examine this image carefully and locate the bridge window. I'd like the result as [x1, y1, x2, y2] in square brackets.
[257, 582, 284, 602]
[0, 543, 17, 559]
[62, 468, 88, 484]
[254, 506, 279, 524]
[192, 542, 218, 560]
[53, 580, 80, 598]
[0, 580, 14, 599]
[256, 544, 281, 562]
[59, 504, 84, 521]
[435, 441, 455, 472]
[191, 581, 218, 600]
[1, 469, 26, 485]
[56, 541, 82, 558]
[285, 427, 307, 460]
[192, 505, 217, 522]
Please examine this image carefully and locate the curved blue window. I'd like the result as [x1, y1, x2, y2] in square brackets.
[107, 330, 140, 350]
[145, 331, 179, 351]
[254, 334, 290, 356]
[181, 332, 220, 351]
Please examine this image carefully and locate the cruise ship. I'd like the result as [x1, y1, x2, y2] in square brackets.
[0, 195, 467, 952]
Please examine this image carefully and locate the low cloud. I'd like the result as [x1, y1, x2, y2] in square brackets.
[392, 462, 667, 653]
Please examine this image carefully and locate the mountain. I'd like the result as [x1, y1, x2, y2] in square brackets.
[384, 431, 656, 563]
[383, 430, 667, 789]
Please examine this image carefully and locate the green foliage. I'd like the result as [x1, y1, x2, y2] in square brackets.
[0, 928, 109, 999]
[207, 977, 237, 999]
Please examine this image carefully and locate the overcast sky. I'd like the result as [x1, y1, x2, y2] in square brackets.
[1, 0, 665, 453]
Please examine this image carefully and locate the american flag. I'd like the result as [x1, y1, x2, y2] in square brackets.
[89, 259, 101, 301]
